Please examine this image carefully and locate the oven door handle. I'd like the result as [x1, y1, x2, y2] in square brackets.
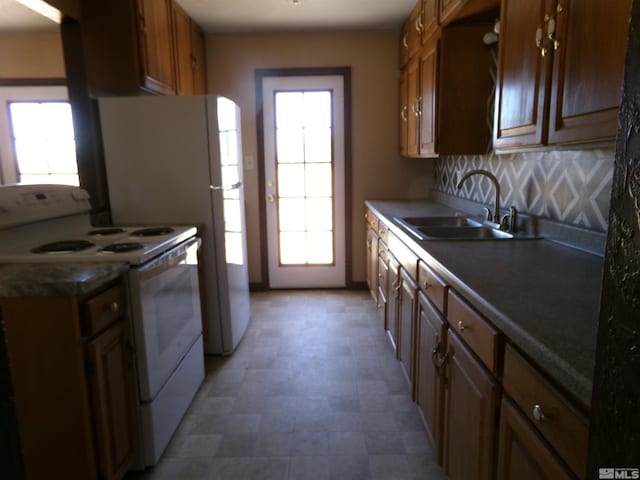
[136, 237, 201, 281]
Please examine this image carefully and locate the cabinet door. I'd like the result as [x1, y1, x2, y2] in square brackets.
[440, 0, 465, 24]
[400, 68, 409, 156]
[377, 249, 389, 314]
[191, 22, 207, 95]
[172, 1, 194, 96]
[387, 256, 401, 353]
[366, 224, 379, 302]
[398, 269, 418, 392]
[494, 0, 553, 150]
[547, 0, 631, 146]
[419, 39, 439, 157]
[406, 58, 420, 157]
[138, 0, 176, 95]
[443, 331, 500, 480]
[497, 398, 574, 480]
[416, 292, 446, 464]
[87, 321, 137, 480]
[422, 0, 440, 42]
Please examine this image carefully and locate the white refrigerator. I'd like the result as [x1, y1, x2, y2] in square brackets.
[98, 95, 250, 355]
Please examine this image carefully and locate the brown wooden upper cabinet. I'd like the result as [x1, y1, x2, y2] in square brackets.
[494, 0, 632, 151]
[400, 22, 494, 158]
[400, 1, 425, 68]
[81, 0, 205, 96]
[173, 1, 207, 96]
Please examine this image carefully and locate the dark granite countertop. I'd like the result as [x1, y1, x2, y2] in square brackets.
[366, 199, 603, 409]
[0, 263, 128, 298]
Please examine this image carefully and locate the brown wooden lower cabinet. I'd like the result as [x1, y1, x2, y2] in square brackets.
[87, 319, 137, 480]
[398, 268, 418, 392]
[497, 397, 574, 480]
[1, 283, 137, 480]
[443, 331, 501, 480]
[386, 255, 401, 353]
[416, 291, 447, 464]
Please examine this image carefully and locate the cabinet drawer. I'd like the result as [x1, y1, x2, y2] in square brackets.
[503, 345, 589, 479]
[447, 290, 501, 374]
[418, 260, 447, 315]
[83, 285, 126, 338]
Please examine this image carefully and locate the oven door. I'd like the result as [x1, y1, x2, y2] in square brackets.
[128, 236, 203, 402]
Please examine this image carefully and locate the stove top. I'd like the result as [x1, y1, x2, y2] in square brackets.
[0, 185, 197, 266]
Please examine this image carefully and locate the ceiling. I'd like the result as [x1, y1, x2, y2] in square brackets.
[0, 0, 416, 33]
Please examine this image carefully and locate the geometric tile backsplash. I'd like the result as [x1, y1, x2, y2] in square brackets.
[433, 148, 615, 232]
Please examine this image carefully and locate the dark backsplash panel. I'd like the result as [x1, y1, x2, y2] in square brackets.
[433, 149, 615, 232]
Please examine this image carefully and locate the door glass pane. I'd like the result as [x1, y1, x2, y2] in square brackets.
[278, 164, 305, 197]
[304, 127, 332, 163]
[274, 90, 334, 266]
[305, 164, 332, 197]
[279, 198, 306, 231]
[276, 128, 304, 163]
[306, 198, 333, 231]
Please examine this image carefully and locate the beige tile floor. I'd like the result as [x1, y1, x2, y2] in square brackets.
[126, 290, 441, 480]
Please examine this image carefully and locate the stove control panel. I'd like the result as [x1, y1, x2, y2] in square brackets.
[0, 184, 92, 228]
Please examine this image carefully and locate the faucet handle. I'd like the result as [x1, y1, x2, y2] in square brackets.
[482, 207, 492, 221]
[500, 214, 510, 231]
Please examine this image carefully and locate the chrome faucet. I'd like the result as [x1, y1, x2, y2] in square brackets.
[456, 169, 501, 224]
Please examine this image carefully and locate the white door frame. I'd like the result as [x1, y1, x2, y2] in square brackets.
[256, 69, 351, 289]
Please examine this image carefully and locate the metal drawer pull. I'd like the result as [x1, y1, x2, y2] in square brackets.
[457, 321, 466, 333]
[533, 404, 546, 423]
[423, 281, 431, 290]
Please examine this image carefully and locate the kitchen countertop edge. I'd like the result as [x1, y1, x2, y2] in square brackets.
[0, 263, 129, 298]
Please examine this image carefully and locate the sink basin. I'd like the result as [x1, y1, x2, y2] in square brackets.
[416, 226, 513, 240]
[393, 216, 524, 241]
[398, 216, 482, 228]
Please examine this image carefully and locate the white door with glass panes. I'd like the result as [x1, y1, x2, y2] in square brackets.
[262, 76, 346, 288]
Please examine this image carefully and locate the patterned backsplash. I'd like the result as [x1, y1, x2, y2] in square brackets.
[433, 149, 615, 232]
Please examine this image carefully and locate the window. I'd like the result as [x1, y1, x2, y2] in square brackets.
[8, 101, 79, 186]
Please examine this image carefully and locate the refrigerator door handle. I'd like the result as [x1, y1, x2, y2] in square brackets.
[210, 181, 243, 191]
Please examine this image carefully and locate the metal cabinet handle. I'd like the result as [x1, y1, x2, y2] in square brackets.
[533, 404, 546, 423]
[110, 302, 119, 313]
[458, 321, 466, 333]
[423, 281, 431, 290]
[535, 24, 548, 57]
[402, 33, 409, 49]
[547, 2, 563, 51]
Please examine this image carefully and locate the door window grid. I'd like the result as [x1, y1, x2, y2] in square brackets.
[274, 90, 335, 266]
[8, 101, 79, 186]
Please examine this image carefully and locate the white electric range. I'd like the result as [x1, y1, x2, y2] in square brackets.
[0, 184, 205, 468]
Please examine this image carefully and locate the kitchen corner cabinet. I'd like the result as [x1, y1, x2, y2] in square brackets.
[494, 0, 632, 151]
[0, 284, 137, 480]
[400, 22, 494, 158]
[173, 1, 207, 96]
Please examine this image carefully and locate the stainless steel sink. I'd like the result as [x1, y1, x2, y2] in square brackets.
[393, 215, 527, 241]
[415, 226, 513, 240]
[399, 216, 483, 228]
